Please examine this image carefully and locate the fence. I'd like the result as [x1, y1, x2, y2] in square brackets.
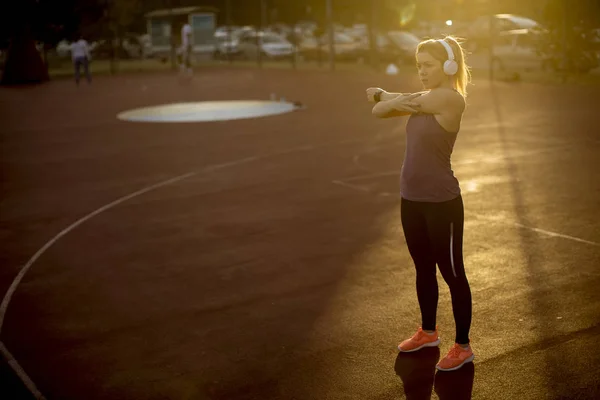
[28, 2, 600, 83]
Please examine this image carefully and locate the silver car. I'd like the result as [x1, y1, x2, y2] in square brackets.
[237, 32, 294, 60]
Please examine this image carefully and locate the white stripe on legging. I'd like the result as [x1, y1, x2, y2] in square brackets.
[450, 222, 457, 277]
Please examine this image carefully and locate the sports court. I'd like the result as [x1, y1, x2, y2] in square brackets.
[1, 67, 599, 399]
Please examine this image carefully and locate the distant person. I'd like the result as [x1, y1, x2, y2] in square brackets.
[366, 36, 474, 372]
[71, 35, 91, 85]
[180, 22, 193, 77]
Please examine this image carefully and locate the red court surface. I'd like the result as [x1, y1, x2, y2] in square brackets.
[1, 67, 599, 399]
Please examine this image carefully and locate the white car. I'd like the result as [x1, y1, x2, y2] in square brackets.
[213, 27, 244, 59]
[298, 31, 362, 61]
[215, 25, 241, 38]
[214, 36, 241, 59]
[467, 14, 540, 52]
[237, 32, 294, 60]
[491, 29, 546, 72]
[471, 14, 539, 34]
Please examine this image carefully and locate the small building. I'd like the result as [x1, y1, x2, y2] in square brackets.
[145, 6, 219, 58]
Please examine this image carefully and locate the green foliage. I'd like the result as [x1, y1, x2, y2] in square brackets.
[535, 0, 600, 74]
[109, 0, 142, 30]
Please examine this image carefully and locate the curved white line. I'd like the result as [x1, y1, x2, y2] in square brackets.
[0, 342, 46, 400]
[0, 171, 196, 332]
[0, 136, 369, 399]
[0, 172, 198, 399]
[0, 137, 364, 333]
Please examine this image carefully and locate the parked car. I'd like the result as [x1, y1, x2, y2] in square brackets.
[298, 31, 364, 62]
[213, 35, 241, 59]
[491, 28, 544, 72]
[214, 25, 241, 38]
[237, 31, 295, 60]
[349, 31, 420, 64]
[491, 28, 599, 74]
[466, 14, 540, 52]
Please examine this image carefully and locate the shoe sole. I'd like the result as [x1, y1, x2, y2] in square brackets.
[435, 354, 475, 371]
[398, 338, 440, 353]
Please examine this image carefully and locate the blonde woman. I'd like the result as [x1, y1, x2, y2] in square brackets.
[367, 36, 474, 372]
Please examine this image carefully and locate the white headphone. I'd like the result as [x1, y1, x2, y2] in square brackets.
[437, 39, 458, 76]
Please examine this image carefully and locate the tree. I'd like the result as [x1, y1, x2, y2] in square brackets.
[0, 0, 49, 85]
[108, 0, 143, 33]
[538, 0, 600, 74]
[104, 0, 142, 70]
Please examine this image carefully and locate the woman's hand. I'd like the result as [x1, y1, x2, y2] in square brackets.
[372, 92, 420, 118]
[371, 91, 426, 118]
[366, 87, 386, 103]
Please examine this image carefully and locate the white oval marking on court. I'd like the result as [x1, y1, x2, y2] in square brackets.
[117, 100, 299, 123]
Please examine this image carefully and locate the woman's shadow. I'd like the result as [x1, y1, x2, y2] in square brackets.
[394, 347, 475, 400]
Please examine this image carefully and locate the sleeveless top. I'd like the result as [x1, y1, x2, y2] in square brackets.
[400, 112, 461, 202]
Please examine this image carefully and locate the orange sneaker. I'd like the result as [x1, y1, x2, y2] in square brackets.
[436, 343, 475, 371]
[398, 327, 440, 352]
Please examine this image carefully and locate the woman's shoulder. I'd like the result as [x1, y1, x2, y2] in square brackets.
[430, 87, 464, 104]
[439, 88, 465, 116]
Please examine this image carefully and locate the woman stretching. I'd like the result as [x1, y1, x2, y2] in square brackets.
[366, 36, 473, 372]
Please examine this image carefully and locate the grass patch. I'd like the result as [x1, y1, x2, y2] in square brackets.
[47, 57, 600, 86]
[47, 57, 407, 78]
[48, 58, 172, 78]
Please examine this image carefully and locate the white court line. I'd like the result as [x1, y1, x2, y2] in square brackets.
[476, 216, 600, 247]
[348, 118, 528, 175]
[0, 137, 364, 330]
[0, 171, 197, 400]
[0, 342, 46, 400]
[3, 133, 594, 398]
[0, 170, 194, 333]
[0, 135, 366, 330]
[0, 136, 367, 400]
[331, 180, 371, 193]
[345, 146, 569, 183]
[331, 180, 600, 248]
[332, 136, 600, 247]
[336, 113, 600, 244]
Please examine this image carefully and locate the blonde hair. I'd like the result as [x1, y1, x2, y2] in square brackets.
[416, 35, 471, 97]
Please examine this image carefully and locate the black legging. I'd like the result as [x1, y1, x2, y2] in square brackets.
[400, 195, 472, 344]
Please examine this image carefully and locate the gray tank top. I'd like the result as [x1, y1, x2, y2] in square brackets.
[400, 112, 461, 202]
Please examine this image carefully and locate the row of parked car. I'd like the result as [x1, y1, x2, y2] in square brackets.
[43, 13, 599, 75]
[457, 14, 600, 74]
[211, 14, 600, 74]
[213, 25, 421, 64]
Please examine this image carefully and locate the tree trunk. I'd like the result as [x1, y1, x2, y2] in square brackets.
[0, 24, 49, 86]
